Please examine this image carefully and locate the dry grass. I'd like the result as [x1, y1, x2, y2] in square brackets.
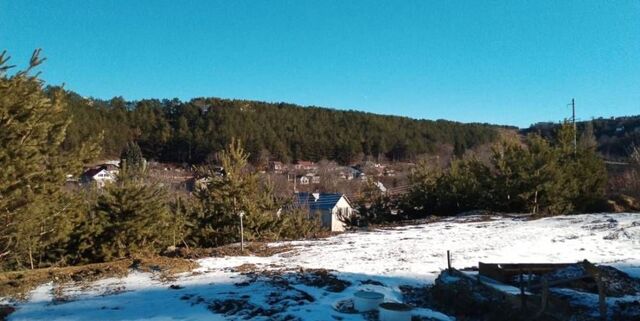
[0, 256, 196, 300]
[168, 242, 295, 259]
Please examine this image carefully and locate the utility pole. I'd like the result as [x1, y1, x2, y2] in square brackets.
[568, 98, 577, 154]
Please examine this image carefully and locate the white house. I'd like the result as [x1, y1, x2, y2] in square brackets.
[293, 192, 354, 232]
[270, 161, 285, 173]
[81, 165, 118, 188]
[298, 175, 310, 185]
[303, 172, 321, 184]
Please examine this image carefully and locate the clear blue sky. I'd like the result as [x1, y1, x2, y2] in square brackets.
[2, 1, 639, 128]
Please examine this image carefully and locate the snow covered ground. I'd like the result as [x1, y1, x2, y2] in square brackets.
[3, 213, 640, 320]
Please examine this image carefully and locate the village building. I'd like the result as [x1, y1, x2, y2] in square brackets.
[293, 192, 354, 232]
[337, 166, 360, 180]
[80, 164, 119, 188]
[293, 160, 318, 171]
[269, 161, 285, 173]
[297, 175, 310, 185]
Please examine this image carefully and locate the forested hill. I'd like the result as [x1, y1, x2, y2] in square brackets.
[524, 116, 640, 159]
[57, 89, 503, 164]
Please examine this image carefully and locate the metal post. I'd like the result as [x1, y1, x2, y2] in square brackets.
[446, 250, 451, 271]
[239, 211, 245, 252]
[596, 274, 607, 321]
[519, 269, 526, 310]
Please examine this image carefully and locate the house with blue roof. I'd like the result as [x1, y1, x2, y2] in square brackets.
[293, 192, 354, 232]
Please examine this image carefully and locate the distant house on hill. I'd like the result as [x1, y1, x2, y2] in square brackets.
[270, 161, 286, 173]
[294, 161, 317, 171]
[81, 164, 119, 188]
[297, 175, 310, 185]
[293, 192, 354, 232]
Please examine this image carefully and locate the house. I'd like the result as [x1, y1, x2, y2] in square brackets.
[298, 175, 310, 185]
[294, 161, 317, 171]
[80, 165, 118, 188]
[269, 161, 285, 173]
[190, 176, 211, 191]
[189, 168, 224, 191]
[337, 166, 359, 180]
[302, 172, 321, 184]
[293, 192, 355, 232]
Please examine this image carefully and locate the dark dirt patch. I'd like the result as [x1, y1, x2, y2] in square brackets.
[230, 263, 258, 273]
[208, 277, 313, 321]
[209, 299, 282, 318]
[360, 279, 385, 286]
[295, 269, 351, 292]
[237, 268, 350, 293]
[0, 305, 15, 321]
[206, 268, 352, 320]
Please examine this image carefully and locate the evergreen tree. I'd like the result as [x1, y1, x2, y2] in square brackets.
[73, 177, 172, 262]
[0, 50, 99, 270]
[193, 140, 268, 246]
[406, 126, 607, 216]
[356, 179, 398, 224]
[120, 141, 147, 179]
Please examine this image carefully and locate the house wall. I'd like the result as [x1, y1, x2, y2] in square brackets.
[329, 197, 353, 232]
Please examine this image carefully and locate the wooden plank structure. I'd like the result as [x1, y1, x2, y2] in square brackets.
[476, 260, 608, 320]
[478, 262, 574, 284]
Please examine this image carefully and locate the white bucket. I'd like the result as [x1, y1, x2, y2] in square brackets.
[353, 291, 384, 312]
[378, 302, 412, 321]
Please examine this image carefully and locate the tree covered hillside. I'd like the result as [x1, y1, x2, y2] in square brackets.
[58, 90, 502, 164]
[526, 116, 640, 159]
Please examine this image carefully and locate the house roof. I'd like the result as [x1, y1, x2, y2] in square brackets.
[82, 167, 107, 178]
[293, 192, 351, 211]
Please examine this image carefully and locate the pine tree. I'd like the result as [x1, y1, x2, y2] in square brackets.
[193, 139, 264, 246]
[120, 141, 147, 179]
[0, 50, 100, 270]
[80, 178, 173, 262]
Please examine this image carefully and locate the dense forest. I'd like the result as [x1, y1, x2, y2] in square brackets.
[525, 116, 640, 159]
[58, 90, 502, 165]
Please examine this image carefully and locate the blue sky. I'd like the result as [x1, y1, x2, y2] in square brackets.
[2, 1, 639, 127]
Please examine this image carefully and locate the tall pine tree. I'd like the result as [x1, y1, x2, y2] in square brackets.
[0, 50, 99, 270]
